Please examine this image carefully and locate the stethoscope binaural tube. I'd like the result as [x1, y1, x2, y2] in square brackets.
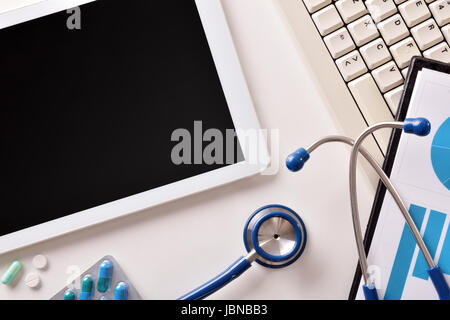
[287, 118, 450, 300]
[349, 119, 448, 300]
[178, 205, 307, 300]
[287, 135, 392, 300]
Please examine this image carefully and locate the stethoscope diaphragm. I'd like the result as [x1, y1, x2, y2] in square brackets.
[243, 204, 307, 268]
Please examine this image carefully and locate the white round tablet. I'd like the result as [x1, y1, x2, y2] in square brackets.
[32, 254, 48, 270]
[25, 273, 40, 288]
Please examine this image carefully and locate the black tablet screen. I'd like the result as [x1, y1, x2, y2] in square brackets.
[0, 0, 242, 236]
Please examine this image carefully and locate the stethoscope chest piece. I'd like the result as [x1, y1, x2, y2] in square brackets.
[243, 204, 307, 268]
[179, 204, 308, 300]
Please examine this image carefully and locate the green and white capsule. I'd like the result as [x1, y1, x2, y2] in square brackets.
[1, 261, 22, 285]
[97, 260, 113, 293]
[80, 275, 94, 300]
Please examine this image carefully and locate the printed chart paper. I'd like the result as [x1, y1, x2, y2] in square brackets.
[356, 68, 450, 300]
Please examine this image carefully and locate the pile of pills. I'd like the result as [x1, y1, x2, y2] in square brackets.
[52, 255, 141, 300]
[1, 254, 48, 288]
[63, 260, 128, 300]
[2, 254, 140, 299]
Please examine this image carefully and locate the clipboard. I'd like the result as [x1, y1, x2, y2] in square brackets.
[349, 57, 450, 300]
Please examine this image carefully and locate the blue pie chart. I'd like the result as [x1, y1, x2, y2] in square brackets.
[431, 117, 450, 190]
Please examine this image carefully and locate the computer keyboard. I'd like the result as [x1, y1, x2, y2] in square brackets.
[282, 0, 449, 158]
[307, 0, 449, 116]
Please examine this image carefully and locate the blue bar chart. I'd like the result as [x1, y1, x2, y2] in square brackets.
[385, 204, 450, 300]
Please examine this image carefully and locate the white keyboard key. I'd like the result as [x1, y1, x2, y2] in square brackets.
[303, 0, 332, 13]
[360, 38, 392, 69]
[443, 24, 450, 42]
[366, 0, 397, 23]
[423, 42, 450, 62]
[312, 5, 344, 36]
[384, 85, 404, 115]
[348, 74, 394, 152]
[425, 0, 437, 3]
[348, 15, 380, 45]
[389, 37, 421, 68]
[335, 0, 367, 23]
[402, 67, 409, 78]
[398, 0, 431, 27]
[336, 50, 368, 81]
[378, 14, 410, 45]
[411, 18, 444, 49]
[395, 0, 407, 4]
[372, 61, 404, 92]
[429, 0, 450, 26]
[324, 28, 356, 58]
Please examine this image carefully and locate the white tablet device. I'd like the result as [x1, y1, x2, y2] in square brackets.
[0, 0, 269, 253]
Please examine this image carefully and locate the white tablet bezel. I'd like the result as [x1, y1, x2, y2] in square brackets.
[0, 0, 269, 253]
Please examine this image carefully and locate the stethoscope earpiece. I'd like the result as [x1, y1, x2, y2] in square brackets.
[286, 148, 310, 172]
[403, 117, 431, 136]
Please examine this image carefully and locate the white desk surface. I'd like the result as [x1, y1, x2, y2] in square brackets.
[0, 0, 376, 299]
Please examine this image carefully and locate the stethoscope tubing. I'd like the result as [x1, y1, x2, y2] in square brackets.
[178, 252, 255, 300]
[306, 134, 403, 284]
[178, 119, 449, 301]
[296, 120, 449, 300]
[348, 121, 449, 300]
[348, 122, 435, 283]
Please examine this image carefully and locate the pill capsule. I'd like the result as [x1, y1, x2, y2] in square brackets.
[97, 260, 113, 293]
[80, 275, 94, 300]
[114, 282, 128, 300]
[64, 289, 77, 300]
[1, 261, 22, 285]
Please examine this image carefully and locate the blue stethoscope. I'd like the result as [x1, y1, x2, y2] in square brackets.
[286, 117, 449, 300]
[179, 204, 307, 300]
[180, 118, 450, 300]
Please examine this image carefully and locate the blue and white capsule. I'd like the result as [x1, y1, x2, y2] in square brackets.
[97, 260, 113, 293]
[80, 275, 94, 300]
[114, 282, 129, 300]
